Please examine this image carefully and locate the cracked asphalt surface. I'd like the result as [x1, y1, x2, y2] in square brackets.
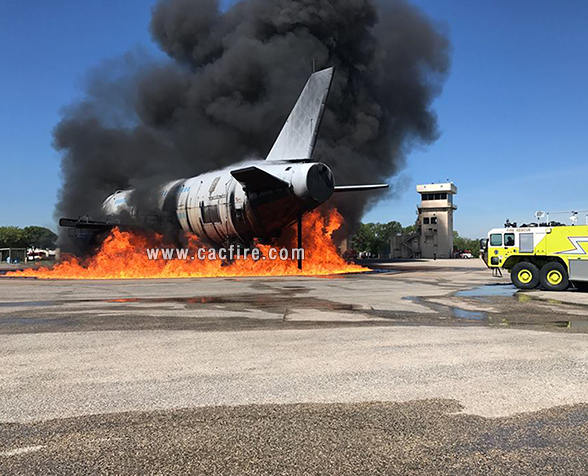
[1, 259, 587, 474]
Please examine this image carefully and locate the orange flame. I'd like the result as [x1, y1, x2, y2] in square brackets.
[8, 209, 366, 279]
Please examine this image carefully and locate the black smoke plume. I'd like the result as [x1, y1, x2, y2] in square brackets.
[54, 0, 450, 241]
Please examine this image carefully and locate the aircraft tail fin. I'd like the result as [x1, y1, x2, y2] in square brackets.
[266, 67, 334, 162]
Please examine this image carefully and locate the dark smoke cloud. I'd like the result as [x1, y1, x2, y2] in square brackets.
[54, 0, 450, 237]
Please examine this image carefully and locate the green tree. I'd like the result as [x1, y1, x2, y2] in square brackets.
[0, 227, 27, 248]
[453, 231, 481, 257]
[23, 226, 57, 249]
[402, 224, 418, 235]
[352, 221, 404, 256]
[351, 223, 376, 254]
[0, 226, 57, 249]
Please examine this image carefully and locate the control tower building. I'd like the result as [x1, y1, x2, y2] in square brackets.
[416, 182, 457, 259]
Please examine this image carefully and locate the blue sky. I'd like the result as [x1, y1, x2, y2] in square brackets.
[1, 0, 587, 238]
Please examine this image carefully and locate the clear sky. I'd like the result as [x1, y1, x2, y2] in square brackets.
[1, 0, 587, 238]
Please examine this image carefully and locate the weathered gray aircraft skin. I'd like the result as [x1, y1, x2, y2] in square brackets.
[63, 68, 387, 249]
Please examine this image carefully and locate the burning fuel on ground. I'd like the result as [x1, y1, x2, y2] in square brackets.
[10, 210, 365, 279]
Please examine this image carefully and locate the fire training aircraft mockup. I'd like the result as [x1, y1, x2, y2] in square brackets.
[60, 68, 388, 266]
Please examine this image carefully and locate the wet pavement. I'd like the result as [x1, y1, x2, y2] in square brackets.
[1, 259, 588, 474]
[1, 268, 588, 334]
[456, 283, 519, 298]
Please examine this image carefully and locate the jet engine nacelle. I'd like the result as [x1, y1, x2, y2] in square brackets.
[290, 162, 334, 204]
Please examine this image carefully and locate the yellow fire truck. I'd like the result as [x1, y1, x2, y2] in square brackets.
[483, 224, 588, 291]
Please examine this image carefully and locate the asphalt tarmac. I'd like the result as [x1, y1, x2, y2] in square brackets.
[1, 259, 588, 474]
[2, 401, 587, 476]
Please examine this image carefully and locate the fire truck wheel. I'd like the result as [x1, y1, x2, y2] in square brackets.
[540, 262, 569, 291]
[511, 262, 540, 290]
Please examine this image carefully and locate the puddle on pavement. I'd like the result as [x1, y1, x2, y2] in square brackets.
[452, 308, 486, 321]
[456, 284, 517, 299]
[404, 296, 488, 322]
[496, 318, 588, 332]
[0, 300, 59, 308]
[0, 292, 360, 314]
[104, 294, 360, 313]
[1, 317, 54, 325]
[3, 285, 586, 334]
[363, 268, 400, 274]
[568, 320, 588, 331]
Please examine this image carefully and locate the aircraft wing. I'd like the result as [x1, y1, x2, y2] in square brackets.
[59, 218, 119, 230]
[334, 184, 389, 192]
[266, 67, 334, 162]
[231, 166, 289, 193]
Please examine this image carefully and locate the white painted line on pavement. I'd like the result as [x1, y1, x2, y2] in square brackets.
[0, 445, 45, 457]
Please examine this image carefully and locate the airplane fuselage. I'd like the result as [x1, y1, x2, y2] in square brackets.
[102, 160, 335, 246]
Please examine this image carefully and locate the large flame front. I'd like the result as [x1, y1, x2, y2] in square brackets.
[8, 210, 365, 279]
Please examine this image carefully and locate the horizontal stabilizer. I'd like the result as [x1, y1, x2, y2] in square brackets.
[59, 218, 117, 230]
[334, 184, 389, 193]
[266, 67, 334, 162]
[231, 166, 289, 193]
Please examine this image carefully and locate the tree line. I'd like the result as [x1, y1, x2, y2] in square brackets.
[351, 221, 480, 257]
[452, 231, 481, 257]
[352, 221, 413, 257]
[0, 226, 58, 249]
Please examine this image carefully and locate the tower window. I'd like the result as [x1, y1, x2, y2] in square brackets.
[423, 217, 430, 224]
[423, 193, 448, 201]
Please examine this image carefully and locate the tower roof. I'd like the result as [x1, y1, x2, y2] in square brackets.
[416, 182, 457, 194]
